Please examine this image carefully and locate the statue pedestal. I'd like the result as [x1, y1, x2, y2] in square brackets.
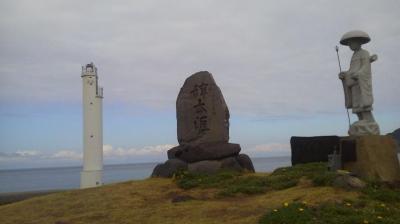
[348, 120, 380, 136]
[342, 135, 400, 182]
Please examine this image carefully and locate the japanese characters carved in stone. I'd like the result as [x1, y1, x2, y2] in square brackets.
[176, 71, 229, 144]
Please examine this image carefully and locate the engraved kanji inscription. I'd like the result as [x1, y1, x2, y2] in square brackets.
[191, 82, 208, 97]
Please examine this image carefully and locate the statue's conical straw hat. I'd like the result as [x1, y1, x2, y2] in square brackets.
[340, 30, 371, 46]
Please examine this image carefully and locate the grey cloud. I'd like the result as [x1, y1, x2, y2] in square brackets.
[1, 0, 400, 117]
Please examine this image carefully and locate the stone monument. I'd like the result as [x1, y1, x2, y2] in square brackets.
[152, 71, 255, 177]
[338, 30, 380, 136]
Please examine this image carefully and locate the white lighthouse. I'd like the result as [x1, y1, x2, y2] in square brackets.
[80, 62, 103, 189]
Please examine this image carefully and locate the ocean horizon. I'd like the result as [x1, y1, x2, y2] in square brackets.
[0, 156, 292, 193]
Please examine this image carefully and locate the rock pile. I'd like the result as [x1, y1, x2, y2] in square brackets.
[152, 71, 254, 177]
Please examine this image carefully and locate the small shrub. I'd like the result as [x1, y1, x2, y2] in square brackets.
[311, 172, 336, 186]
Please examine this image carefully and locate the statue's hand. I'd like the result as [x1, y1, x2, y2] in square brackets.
[370, 54, 378, 63]
[338, 72, 346, 80]
[351, 72, 359, 80]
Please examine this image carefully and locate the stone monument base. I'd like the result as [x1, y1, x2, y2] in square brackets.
[151, 143, 255, 177]
[348, 120, 380, 136]
[342, 135, 400, 182]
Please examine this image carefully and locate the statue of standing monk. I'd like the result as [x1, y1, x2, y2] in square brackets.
[338, 30, 380, 136]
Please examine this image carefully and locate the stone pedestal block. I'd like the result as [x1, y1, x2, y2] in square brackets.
[236, 154, 255, 172]
[343, 135, 400, 182]
[167, 142, 241, 163]
[349, 120, 380, 136]
[151, 159, 188, 178]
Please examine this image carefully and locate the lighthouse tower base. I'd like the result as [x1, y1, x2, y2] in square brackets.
[80, 170, 102, 189]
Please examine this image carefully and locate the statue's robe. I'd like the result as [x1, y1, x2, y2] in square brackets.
[343, 49, 374, 113]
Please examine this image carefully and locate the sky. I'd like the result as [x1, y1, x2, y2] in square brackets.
[0, 0, 399, 169]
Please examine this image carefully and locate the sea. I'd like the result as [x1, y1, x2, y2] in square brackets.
[0, 156, 291, 193]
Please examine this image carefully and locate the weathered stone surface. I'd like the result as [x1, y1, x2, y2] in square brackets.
[220, 156, 243, 172]
[151, 164, 164, 177]
[333, 174, 366, 190]
[151, 159, 188, 178]
[236, 154, 255, 172]
[349, 120, 380, 136]
[168, 142, 241, 163]
[388, 128, 400, 153]
[343, 135, 400, 182]
[151, 71, 256, 178]
[188, 160, 222, 175]
[167, 145, 180, 160]
[176, 71, 230, 145]
[290, 136, 340, 165]
[187, 156, 248, 174]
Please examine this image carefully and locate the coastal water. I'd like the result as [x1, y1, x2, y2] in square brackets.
[0, 156, 291, 193]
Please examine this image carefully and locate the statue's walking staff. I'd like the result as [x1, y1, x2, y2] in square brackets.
[335, 46, 351, 129]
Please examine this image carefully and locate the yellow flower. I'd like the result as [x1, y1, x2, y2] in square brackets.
[273, 209, 278, 212]
[380, 203, 386, 207]
[377, 216, 383, 219]
[283, 202, 289, 207]
[363, 220, 369, 224]
[298, 208, 304, 212]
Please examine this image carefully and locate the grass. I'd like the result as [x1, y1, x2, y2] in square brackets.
[259, 200, 400, 224]
[0, 162, 398, 224]
[174, 162, 336, 196]
[257, 164, 400, 224]
[0, 175, 358, 224]
[270, 162, 337, 187]
[174, 163, 400, 223]
[361, 181, 400, 203]
[174, 171, 269, 196]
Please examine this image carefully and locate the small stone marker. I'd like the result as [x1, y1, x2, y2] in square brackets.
[152, 71, 255, 177]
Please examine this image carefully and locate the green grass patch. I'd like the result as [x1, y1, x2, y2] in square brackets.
[174, 171, 270, 196]
[174, 171, 240, 189]
[259, 202, 313, 224]
[174, 162, 336, 197]
[271, 162, 336, 186]
[361, 181, 400, 203]
[259, 201, 400, 224]
[258, 175, 400, 223]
